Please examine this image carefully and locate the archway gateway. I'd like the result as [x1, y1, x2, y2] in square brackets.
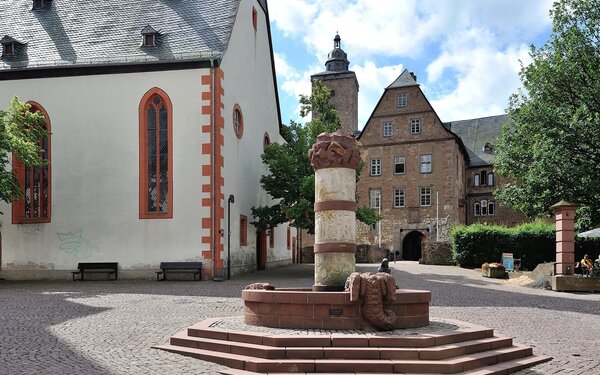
[402, 230, 425, 261]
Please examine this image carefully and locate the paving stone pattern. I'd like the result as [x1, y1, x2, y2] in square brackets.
[1, 263, 599, 374]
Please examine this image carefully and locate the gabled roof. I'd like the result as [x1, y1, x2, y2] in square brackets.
[0, 0, 241, 70]
[446, 114, 508, 166]
[386, 69, 418, 89]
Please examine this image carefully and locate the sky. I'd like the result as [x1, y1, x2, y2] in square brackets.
[268, 0, 555, 129]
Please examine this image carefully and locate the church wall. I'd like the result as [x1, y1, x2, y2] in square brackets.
[218, 0, 292, 273]
[0, 69, 213, 277]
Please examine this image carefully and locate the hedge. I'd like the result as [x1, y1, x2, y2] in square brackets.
[450, 221, 600, 270]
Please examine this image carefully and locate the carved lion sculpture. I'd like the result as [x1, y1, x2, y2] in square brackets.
[244, 283, 275, 290]
[346, 272, 397, 330]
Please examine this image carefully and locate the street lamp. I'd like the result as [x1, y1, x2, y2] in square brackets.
[227, 194, 235, 280]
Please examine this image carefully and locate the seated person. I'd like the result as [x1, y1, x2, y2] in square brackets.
[581, 254, 594, 275]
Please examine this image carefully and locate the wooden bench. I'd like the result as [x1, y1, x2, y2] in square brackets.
[72, 262, 118, 281]
[156, 262, 202, 281]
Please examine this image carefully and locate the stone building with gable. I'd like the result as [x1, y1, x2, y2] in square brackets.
[312, 34, 528, 261]
[0, 0, 294, 279]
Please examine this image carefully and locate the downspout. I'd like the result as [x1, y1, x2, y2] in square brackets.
[210, 58, 217, 279]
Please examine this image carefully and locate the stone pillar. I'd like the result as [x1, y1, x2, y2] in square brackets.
[308, 131, 361, 291]
[550, 200, 577, 275]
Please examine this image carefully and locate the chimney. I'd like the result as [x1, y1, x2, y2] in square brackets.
[410, 71, 417, 82]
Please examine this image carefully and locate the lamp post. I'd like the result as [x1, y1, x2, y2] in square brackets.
[227, 194, 235, 280]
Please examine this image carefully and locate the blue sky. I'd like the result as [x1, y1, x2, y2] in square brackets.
[268, 0, 554, 128]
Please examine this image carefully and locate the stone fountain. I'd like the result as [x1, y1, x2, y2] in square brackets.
[242, 131, 430, 330]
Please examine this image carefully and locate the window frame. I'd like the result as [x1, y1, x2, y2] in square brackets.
[370, 158, 381, 176]
[420, 187, 432, 207]
[397, 93, 407, 107]
[487, 172, 494, 186]
[420, 154, 432, 174]
[393, 188, 405, 208]
[474, 174, 480, 186]
[369, 188, 381, 209]
[410, 118, 421, 134]
[233, 104, 244, 139]
[383, 121, 393, 137]
[488, 201, 495, 216]
[394, 156, 406, 175]
[139, 87, 174, 219]
[474, 202, 481, 216]
[12, 101, 51, 224]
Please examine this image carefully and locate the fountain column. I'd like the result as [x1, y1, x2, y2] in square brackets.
[308, 132, 361, 291]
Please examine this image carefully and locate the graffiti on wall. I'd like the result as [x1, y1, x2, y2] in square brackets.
[57, 229, 102, 258]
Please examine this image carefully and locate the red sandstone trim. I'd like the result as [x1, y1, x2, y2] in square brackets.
[314, 200, 357, 212]
[313, 242, 357, 254]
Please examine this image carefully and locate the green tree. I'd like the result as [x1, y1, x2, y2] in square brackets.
[494, 0, 600, 230]
[0, 97, 48, 210]
[252, 80, 378, 233]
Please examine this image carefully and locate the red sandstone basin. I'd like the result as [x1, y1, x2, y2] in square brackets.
[242, 288, 431, 330]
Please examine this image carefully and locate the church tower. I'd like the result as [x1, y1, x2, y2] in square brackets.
[311, 33, 359, 135]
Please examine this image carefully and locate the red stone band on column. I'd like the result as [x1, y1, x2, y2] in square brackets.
[314, 200, 357, 212]
[314, 242, 357, 254]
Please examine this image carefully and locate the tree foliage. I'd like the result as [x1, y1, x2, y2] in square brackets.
[494, 0, 600, 230]
[0, 97, 48, 210]
[252, 81, 379, 233]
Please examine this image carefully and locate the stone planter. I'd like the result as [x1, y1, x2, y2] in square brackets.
[482, 268, 506, 278]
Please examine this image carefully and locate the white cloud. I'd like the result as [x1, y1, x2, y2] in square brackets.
[269, 0, 553, 125]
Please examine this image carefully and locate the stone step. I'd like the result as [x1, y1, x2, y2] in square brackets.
[171, 329, 513, 361]
[219, 352, 552, 374]
[187, 325, 494, 348]
[156, 343, 536, 374]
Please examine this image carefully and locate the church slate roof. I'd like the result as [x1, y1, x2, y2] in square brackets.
[0, 0, 241, 70]
[446, 114, 508, 166]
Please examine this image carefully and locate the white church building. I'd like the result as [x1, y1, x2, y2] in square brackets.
[0, 0, 293, 279]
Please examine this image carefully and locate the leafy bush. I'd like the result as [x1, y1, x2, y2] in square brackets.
[451, 221, 553, 269]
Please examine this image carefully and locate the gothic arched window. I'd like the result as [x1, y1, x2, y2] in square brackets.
[139, 88, 173, 219]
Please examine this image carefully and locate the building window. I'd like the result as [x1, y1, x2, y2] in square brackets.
[370, 159, 381, 176]
[393, 188, 405, 208]
[488, 201, 495, 215]
[397, 93, 407, 107]
[410, 118, 421, 134]
[420, 187, 432, 207]
[487, 172, 494, 186]
[481, 200, 488, 215]
[474, 174, 480, 186]
[2, 42, 14, 56]
[233, 104, 244, 139]
[32, 0, 44, 10]
[240, 215, 248, 246]
[474, 202, 481, 216]
[263, 132, 271, 150]
[252, 7, 258, 30]
[369, 189, 381, 209]
[12, 102, 51, 224]
[269, 226, 275, 248]
[420, 154, 432, 173]
[383, 121, 393, 137]
[330, 89, 336, 97]
[139, 88, 173, 219]
[141, 25, 159, 47]
[394, 156, 405, 174]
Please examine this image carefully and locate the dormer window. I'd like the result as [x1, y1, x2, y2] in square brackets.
[3, 43, 14, 56]
[32, 0, 51, 10]
[141, 25, 160, 47]
[482, 142, 493, 153]
[1, 35, 23, 58]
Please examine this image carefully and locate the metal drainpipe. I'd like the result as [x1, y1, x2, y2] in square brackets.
[210, 59, 217, 280]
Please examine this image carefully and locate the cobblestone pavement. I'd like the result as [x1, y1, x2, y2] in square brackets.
[1, 262, 599, 374]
